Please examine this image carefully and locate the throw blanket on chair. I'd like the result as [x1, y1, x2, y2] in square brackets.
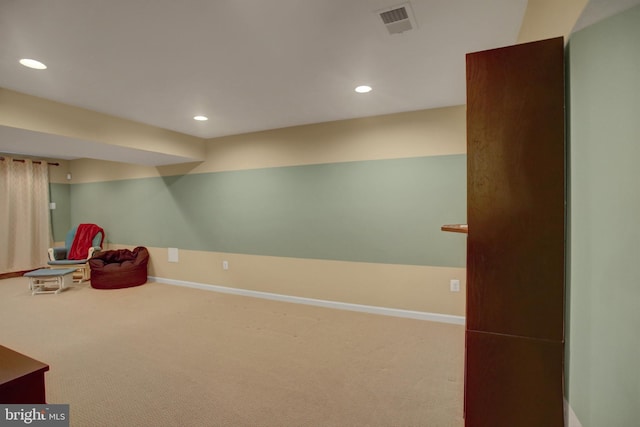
[69, 224, 104, 260]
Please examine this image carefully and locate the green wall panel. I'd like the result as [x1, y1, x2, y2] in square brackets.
[49, 183, 70, 241]
[71, 155, 467, 267]
[568, 6, 640, 427]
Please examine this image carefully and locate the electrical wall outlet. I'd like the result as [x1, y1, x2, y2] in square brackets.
[168, 247, 179, 263]
[450, 279, 460, 292]
[222, 260, 229, 270]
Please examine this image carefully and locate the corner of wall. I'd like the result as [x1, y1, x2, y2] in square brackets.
[517, 0, 588, 44]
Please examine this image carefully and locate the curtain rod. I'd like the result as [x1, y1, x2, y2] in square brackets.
[0, 156, 59, 166]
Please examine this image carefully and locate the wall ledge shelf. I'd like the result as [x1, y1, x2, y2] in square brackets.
[441, 224, 468, 234]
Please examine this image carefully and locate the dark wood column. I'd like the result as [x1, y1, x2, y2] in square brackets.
[464, 37, 565, 427]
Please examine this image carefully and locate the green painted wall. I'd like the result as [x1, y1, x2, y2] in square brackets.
[49, 183, 70, 242]
[568, 5, 640, 426]
[70, 155, 467, 267]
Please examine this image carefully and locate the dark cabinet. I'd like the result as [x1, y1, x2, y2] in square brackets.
[464, 37, 565, 427]
[0, 345, 49, 404]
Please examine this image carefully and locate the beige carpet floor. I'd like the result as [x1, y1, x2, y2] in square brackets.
[0, 277, 464, 427]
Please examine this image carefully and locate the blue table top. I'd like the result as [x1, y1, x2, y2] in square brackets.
[24, 268, 77, 277]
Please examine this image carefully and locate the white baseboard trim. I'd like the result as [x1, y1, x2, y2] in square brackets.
[148, 276, 466, 325]
[565, 399, 583, 427]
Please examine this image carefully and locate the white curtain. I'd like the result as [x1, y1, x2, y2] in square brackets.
[0, 156, 52, 274]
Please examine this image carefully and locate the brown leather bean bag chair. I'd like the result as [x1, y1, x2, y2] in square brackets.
[89, 246, 149, 289]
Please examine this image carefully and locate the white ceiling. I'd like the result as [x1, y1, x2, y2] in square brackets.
[0, 0, 638, 165]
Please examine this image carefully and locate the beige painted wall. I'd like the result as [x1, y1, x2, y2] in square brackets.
[70, 105, 466, 181]
[200, 106, 466, 173]
[518, 0, 588, 43]
[48, 159, 70, 183]
[105, 244, 466, 317]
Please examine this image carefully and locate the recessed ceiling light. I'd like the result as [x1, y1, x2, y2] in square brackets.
[19, 58, 47, 70]
[355, 85, 372, 93]
[193, 115, 208, 121]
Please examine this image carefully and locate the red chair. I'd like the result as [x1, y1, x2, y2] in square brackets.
[48, 224, 105, 282]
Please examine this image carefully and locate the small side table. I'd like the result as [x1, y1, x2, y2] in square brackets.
[24, 268, 76, 295]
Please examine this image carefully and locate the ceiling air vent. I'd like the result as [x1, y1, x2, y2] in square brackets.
[377, 2, 417, 35]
